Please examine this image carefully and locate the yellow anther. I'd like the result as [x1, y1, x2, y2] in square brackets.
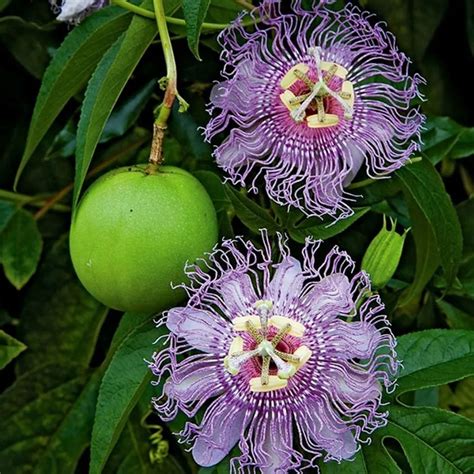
[229, 336, 244, 355]
[223, 356, 239, 375]
[269, 315, 305, 337]
[321, 61, 348, 79]
[233, 316, 261, 331]
[277, 364, 297, 380]
[340, 81, 355, 119]
[250, 375, 288, 393]
[254, 300, 273, 311]
[280, 63, 310, 88]
[261, 355, 270, 385]
[293, 69, 315, 89]
[279, 90, 299, 112]
[292, 345, 312, 370]
[306, 113, 340, 128]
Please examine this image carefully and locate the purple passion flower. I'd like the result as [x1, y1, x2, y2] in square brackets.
[50, 0, 108, 23]
[205, 0, 425, 219]
[150, 231, 398, 472]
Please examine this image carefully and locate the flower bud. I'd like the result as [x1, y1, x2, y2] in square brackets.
[362, 217, 408, 288]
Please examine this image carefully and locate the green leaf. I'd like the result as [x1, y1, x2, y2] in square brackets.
[0, 199, 17, 233]
[74, 4, 156, 208]
[15, 6, 132, 188]
[168, 106, 213, 162]
[457, 254, 474, 296]
[363, 0, 449, 60]
[320, 436, 402, 473]
[289, 207, 370, 244]
[16, 237, 107, 374]
[194, 170, 233, 237]
[0, 0, 12, 12]
[90, 317, 160, 474]
[446, 377, 474, 420]
[381, 405, 474, 473]
[457, 198, 474, 257]
[0, 16, 55, 79]
[436, 299, 474, 330]
[100, 79, 155, 143]
[182, 0, 212, 60]
[0, 330, 26, 369]
[225, 185, 279, 234]
[397, 159, 462, 304]
[394, 329, 474, 396]
[0, 209, 42, 289]
[0, 364, 92, 473]
[33, 370, 103, 474]
[422, 116, 474, 164]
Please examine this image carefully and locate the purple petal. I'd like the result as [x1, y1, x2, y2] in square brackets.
[296, 398, 357, 460]
[167, 307, 231, 352]
[218, 272, 257, 318]
[192, 396, 247, 466]
[330, 320, 382, 358]
[329, 364, 381, 406]
[165, 357, 224, 415]
[266, 256, 304, 312]
[304, 273, 354, 320]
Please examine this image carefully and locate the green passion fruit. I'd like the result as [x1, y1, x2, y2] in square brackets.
[69, 165, 218, 313]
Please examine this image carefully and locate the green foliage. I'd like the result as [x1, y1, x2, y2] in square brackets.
[397, 159, 462, 305]
[15, 6, 132, 188]
[423, 117, 474, 164]
[362, 0, 449, 60]
[182, 0, 211, 60]
[74, 3, 157, 208]
[90, 316, 160, 473]
[0, 364, 93, 473]
[16, 237, 108, 374]
[0, 208, 42, 289]
[225, 185, 280, 234]
[0, 330, 26, 369]
[289, 207, 370, 243]
[394, 329, 474, 396]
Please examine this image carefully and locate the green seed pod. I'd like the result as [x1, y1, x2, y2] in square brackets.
[362, 216, 409, 289]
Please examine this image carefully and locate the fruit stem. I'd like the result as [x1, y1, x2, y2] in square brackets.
[148, 0, 185, 168]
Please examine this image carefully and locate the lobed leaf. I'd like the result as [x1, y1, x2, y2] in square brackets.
[422, 116, 474, 164]
[382, 405, 474, 473]
[394, 329, 474, 396]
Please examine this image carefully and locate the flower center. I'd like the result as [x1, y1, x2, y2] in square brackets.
[279, 47, 354, 128]
[224, 300, 312, 393]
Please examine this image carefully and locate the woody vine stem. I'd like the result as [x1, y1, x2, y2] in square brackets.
[148, 0, 187, 169]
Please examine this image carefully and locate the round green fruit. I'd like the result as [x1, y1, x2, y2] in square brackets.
[69, 165, 218, 313]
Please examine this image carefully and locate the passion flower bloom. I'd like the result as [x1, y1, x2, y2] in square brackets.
[150, 232, 398, 472]
[49, 0, 108, 23]
[205, 0, 425, 219]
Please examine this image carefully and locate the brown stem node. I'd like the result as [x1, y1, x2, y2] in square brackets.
[148, 123, 167, 167]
